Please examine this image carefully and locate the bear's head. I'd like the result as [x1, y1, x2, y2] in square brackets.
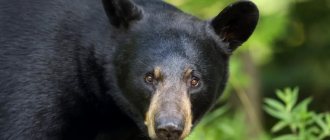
[102, 0, 259, 139]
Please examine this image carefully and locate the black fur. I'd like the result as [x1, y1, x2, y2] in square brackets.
[0, 0, 258, 139]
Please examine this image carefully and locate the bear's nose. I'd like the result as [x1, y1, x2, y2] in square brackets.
[155, 118, 183, 140]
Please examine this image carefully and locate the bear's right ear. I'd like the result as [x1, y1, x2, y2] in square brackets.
[102, 0, 143, 28]
[211, 1, 259, 52]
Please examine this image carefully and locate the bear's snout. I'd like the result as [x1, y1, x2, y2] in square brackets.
[155, 113, 184, 140]
[145, 87, 192, 140]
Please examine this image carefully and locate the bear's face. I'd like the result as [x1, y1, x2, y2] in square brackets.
[117, 23, 229, 139]
[131, 40, 228, 139]
[104, 0, 259, 139]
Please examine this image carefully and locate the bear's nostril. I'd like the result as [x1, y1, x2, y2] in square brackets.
[156, 123, 183, 140]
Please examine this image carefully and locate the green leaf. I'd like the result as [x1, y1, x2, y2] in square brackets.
[265, 98, 286, 111]
[273, 134, 298, 140]
[272, 121, 289, 133]
[264, 106, 288, 120]
[325, 113, 330, 129]
[287, 88, 299, 111]
[307, 126, 321, 135]
[202, 105, 229, 125]
[276, 89, 287, 103]
[292, 98, 312, 113]
[314, 114, 330, 134]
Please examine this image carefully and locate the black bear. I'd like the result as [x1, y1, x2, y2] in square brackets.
[0, 0, 259, 139]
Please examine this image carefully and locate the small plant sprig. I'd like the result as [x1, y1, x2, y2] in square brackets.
[264, 87, 330, 140]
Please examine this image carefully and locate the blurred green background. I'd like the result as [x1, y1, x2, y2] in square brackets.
[165, 0, 330, 139]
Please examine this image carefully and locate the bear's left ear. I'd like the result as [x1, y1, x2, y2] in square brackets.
[211, 1, 259, 51]
[103, 0, 143, 28]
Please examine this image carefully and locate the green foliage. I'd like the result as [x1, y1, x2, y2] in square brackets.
[185, 105, 254, 140]
[186, 88, 330, 140]
[264, 88, 330, 140]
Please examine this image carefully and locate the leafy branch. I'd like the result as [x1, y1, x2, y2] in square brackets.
[264, 88, 330, 140]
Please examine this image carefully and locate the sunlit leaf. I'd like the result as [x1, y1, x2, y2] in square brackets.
[292, 98, 312, 113]
[264, 106, 288, 120]
[273, 134, 298, 140]
[314, 114, 330, 134]
[272, 121, 289, 133]
[265, 98, 286, 111]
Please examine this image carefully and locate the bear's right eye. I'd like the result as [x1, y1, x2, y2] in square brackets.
[144, 73, 154, 84]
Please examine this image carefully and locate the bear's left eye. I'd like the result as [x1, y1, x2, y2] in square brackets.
[144, 73, 154, 84]
[190, 76, 200, 87]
